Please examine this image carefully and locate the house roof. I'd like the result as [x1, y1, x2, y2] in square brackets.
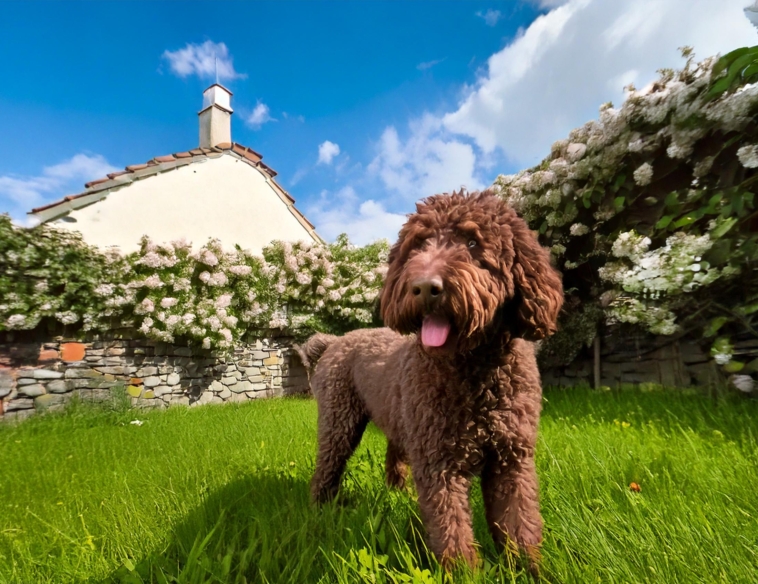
[29, 142, 321, 241]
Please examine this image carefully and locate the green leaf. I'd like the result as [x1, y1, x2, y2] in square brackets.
[742, 60, 758, 84]
[723, 360, 744, 373]
[539, 220, 548, 234]
[655, 215, 673, 229]
[731, 191, 745, 215]
[664, 192, 679, 208]
[737, 302, 758, 316]
[612, 173, 627, 192]
[703, 316, 729, 338]
[614, 196, 625, 210]
[709, 217, 737, 239]
[711, 46, 753, 79]
[673, 214, 698, 228]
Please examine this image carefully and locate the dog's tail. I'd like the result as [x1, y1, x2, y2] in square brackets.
[295, 333, 338, 370]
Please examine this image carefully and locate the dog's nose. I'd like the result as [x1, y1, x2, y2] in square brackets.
[411, 277, 444, 305]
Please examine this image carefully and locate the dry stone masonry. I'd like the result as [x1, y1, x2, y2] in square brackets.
[0, 334, 309, 422]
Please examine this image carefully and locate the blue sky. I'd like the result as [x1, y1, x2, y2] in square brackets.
[1, 0, 756, 243]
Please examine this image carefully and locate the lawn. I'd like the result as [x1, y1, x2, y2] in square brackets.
[0, 387, 756, 583]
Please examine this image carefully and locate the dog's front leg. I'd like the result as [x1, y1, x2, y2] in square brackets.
[481, 454, 542, 575]
[413, 467, 478, 569]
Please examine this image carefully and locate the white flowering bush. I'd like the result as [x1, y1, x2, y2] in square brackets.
[497, 47, 758, 375]
[0, 215, 127, 333]
[0, 216, 389, 350]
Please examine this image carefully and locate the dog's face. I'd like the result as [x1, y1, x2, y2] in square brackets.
[380, 190, 563, 355]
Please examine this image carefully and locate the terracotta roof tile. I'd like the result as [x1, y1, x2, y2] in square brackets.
[107, 171, 128, 179]
[231, 144, 247, 156]
[126, 163, 149, 172]
[153, 155, 176, 163]
[174, 151, 192, 158]
[215, 142, 232, 150]
[258, 161, 277, 177]
[189, 149, 204, 156]
[84, 177, 110, 188]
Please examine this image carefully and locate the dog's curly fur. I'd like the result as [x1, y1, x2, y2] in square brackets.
[298, 190, 563, 571]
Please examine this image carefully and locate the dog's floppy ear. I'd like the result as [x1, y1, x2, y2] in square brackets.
[509, 219, 563, 341]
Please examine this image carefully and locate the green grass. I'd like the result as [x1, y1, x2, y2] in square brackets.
[0, 387, 756, 583]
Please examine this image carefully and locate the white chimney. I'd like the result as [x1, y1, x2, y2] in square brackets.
[199, 84, 233, 148]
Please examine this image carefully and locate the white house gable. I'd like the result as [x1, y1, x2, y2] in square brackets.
[42, 154, 318, 253]
[28, 83, 321, 254]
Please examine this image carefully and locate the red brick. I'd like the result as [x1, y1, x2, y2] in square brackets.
[60, 342, 86, 362]
[38, 349, 59, 363]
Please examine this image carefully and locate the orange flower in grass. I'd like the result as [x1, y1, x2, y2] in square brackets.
[629, 482, 641, 492]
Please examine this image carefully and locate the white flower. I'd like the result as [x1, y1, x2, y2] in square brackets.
[94, 283, 115, 296]
[569, 223, 589, 237]
[199, 271, 211, 284]
[296, 272, 312, 285]
[161, 297, 178, 308]
[208, 272, 228, 287]
[731, 375, 755, 393]
[737, 144, 758, 168]
[55, 311, 79, 325]
[144, 274, 164, 289]
[228, 264, 252, 276]
[182, 313, 196, 325]
[714, 352, 732, 365]
[633, 162, 654, 186]
[5, 314, 26, 329]
[174, 278, 191, 291]
[138, 252, 164, 268]
[198, 249, 219, 266]
[566, 143, 587, 162]
[135, 298, 155, 315]
[612, 231, 651, 260]
[202, 337, 211, 349]
[215, 294, 232, 309]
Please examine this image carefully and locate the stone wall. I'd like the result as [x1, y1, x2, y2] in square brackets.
[541, 333, 729, 389]
[0, 333, 309, 422]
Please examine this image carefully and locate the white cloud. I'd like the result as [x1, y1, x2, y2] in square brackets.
[476, 9, 503, 27]
[0, 154, 119, 221]
[307, 186, 406, 245]
[317, 141, 341, 165]
[368, 114, 484, 204]
[245, 102, 275, 129]
[417, 58, 445, 71]
[443, 0, 758, 167]
[162, 40, 245, 81]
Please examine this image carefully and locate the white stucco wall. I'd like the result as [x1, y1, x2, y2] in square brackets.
[50, 155, 318, 254]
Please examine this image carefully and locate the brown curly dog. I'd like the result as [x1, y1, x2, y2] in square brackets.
[297, 190, 563, 572]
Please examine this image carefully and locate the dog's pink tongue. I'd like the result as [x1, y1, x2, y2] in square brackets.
[421, 315, 451, 347]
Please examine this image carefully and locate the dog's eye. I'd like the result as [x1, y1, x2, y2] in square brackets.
[467, 240, 477, 249]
